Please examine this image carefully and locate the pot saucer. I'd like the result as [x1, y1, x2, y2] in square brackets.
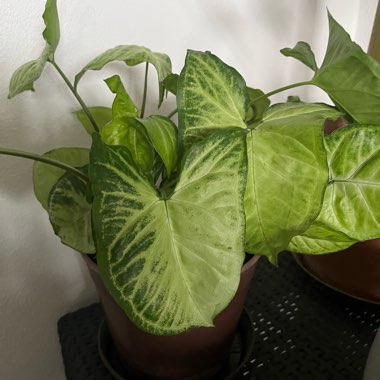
[293, 253, 380, 305]
[97, 308, 255, 380]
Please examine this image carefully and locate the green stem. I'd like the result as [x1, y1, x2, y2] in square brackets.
[50, 60, 100, 133]
[254, 81, 312, 103]
[167, 108, 178, 118]
[0, 148, 89, 182]
[140, 63, 149, 118]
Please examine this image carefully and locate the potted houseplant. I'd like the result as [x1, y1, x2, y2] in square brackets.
[2, 0, 380, 378]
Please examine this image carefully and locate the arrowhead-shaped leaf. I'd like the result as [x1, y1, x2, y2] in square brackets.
[177, 50, 248, 149]
[33, 147, 90, 210]
[289, 125, 380, 254]
[48, 167, 94, 254]
[244, 103, 341, 262]
[89, 129, 247, 334]
[138, 115, 178, 177]
[8, 46, 51, 99]
[74, 45, 172, 105]
[311, 13, 380, 123]
[280, 41, 318, 72]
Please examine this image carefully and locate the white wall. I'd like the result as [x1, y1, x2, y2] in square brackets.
[0, 1, 377, 379]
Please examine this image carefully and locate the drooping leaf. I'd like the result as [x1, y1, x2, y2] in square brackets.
[42, 0, 60, 56]
[246, 87, 271, 122]
[138, 115, 178, 176]
[280, 41, 318, 72]
[311, 13, 380, 124]
[8, 46, 51, 99]
[48, 166, 94, 253]
[74, 45, 172, 104]
[101, 117, 155, 178]
[163, 73, 179, 95]
[289, 125, 380, 254]
[177, 50, 249, 149]
[89, 129, 247, 334]
[244, 102, 342, 263]
[74, 107, 112, 135]
[33, 147, 90, 210]
[104, 75, 139, 119]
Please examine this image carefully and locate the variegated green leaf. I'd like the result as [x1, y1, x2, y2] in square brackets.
[244, 103, 342, 263]
[289, 125, 380, 254]
[48, 167, 94, 253]
[90, 129, 247, 334]
[138, 115, 178, 176]
[74, 45, 172, 104]
[75, 106, 112, 135]
[42, 0, 60, 56]
[177, 50, 248, 149]
[33, 147, 89, 210]
[8, 45, 51, 99]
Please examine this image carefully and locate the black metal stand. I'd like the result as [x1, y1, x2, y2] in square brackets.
[58, 253, 380, 380]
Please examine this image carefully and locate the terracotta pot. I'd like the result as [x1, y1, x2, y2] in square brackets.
[84, 255, 260, 379]
[299, 239, 380, 302]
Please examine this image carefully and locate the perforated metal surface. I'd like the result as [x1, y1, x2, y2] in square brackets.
[58, 253, 380, 380]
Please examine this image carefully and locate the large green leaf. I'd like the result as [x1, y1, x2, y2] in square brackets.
[42, 0, 60, 56]
[8, 46, 51, 99]
[48, 167, 94, 254]
[244, 103, 341, 263]
[74, 45, 172, 104]
[280, 41, 318, 72]
[75, 106, 112, 135]
[89, 129, 247, 334]
[138, 115, 178, 176]
[177, 50, 248, 149]
[33, 147, 89, 210]
[289, 125, 380, 254]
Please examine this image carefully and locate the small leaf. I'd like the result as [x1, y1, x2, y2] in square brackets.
[138, 115, 178, 176]
[178, 50, 248, 149]
[281, 41, 318, 72]
[246, 87, 270, 121]
[101, 117, 155, 177]
[75, 107, 112, 135]
[33, 147, 90, 210]
[163, 73, 179, 95]
[74, 45, 172, 104]
[48, 166, 94, 254]
[105, 75, 139, 119]
[8, 46, 51, 99]
[89, 129, 247, 334]
[289, 125, 380, 254]
[42, 0, 60, 55]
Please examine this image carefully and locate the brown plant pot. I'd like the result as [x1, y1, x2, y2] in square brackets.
[299, 239, 380, 303]
[84, 255, 260, 380]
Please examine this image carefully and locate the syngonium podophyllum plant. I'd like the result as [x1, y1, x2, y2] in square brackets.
[2, 0, 380, 334]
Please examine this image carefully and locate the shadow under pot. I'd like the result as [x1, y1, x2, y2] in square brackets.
[298, 239, 380, 303]
[83, 254, 260, 380]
